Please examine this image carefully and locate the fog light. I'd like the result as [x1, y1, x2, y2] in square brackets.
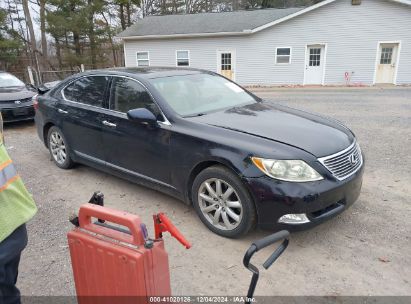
[278, 213, 310, 224]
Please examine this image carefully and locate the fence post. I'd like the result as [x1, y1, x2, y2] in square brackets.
[80, 64, 85, 72]
[27, 66, 35, 85]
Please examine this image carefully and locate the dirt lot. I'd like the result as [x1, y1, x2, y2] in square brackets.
[4, 87, 411, 297]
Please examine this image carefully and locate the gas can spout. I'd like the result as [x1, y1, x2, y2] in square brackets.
[153, 213, 192, 249]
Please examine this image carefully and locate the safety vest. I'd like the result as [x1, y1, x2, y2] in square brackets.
[0, 116, 37, 242]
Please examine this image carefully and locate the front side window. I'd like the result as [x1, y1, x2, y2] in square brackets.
[137, 52, 150, 67]
[63, 76, 109, 107]
[176, 50, 190, 66]
[150, 73, 257, 117]
[109, 77, 159, 116]
[276, 48, 291, 64]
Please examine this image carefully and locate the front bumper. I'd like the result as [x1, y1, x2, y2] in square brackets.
[245, 164, 364, 231]
[0, 104, 35, 123]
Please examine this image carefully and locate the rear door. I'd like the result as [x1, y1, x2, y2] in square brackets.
[100, 76, 172, 185]
[59, 75, 110, 162]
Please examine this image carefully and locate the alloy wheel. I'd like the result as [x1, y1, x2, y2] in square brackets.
[49, 131, 67, 165]
[197, 178, 243, 230]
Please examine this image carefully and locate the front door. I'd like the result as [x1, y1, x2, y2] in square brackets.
[100, 76, 172, 186]
[375, 43, 399, 84]
[218, 51, 235, 80]
[305, 45, 326, 85]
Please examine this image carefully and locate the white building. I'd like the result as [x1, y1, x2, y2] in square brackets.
[118, 0, 411, 86]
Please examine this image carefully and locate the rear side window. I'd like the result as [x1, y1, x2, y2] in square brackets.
[63, 76, 109, 107]
[109, 77, 159, 116]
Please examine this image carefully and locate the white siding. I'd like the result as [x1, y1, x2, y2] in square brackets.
[123, 0, 411, 85]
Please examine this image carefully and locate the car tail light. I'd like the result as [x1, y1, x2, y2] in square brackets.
[32, 94, 39, 110]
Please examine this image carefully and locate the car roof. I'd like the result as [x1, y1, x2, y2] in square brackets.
[79, 67, 208, 80]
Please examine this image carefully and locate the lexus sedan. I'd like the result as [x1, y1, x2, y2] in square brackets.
[0, 71, 37, 122]
[34, 68, 364, 238]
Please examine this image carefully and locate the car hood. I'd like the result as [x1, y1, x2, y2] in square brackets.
[187, 101, 354, 158]
[0, 86, 36, 101]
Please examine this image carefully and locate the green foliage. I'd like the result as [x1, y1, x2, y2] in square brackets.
[0, 8, 24, 67]
[46, 0, 119, 67]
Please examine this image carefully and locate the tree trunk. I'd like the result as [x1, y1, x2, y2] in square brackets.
[54, 37, 62, 68]
[40, 0, 47, 59]
[102, 12, 117, 67]
[87, 0, 97, 68]
[22, 0, 40, 83]
[126, 2, 131, 27]
[69, 1, 81, 56]
[119, 3, 126, 30]
[22, 0, 36, 52]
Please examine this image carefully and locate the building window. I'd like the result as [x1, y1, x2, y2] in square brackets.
[176, 50, 190, 66]
[309, 48, 321, 66]
[137, 51, 149, 66]
[380, 47, 393, 64]
[276, 47, 291, 64]
[221, 53, 232, 70]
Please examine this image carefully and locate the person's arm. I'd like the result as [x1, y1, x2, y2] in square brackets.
[0, 113, 3, 145]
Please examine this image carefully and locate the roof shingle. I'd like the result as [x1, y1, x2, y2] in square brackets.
[117, 7, 305, 38]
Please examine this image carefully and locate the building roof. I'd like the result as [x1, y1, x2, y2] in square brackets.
[118, 0, 411, 40]
[118, 7, 304, 38]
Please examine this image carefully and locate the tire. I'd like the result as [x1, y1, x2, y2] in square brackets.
[192, 165, 256, 238]
[47, 126, 74, 169]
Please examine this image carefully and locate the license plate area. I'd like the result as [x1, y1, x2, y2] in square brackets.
[13, 107, 29, 116]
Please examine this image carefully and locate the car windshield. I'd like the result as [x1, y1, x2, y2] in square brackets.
[150, 73, 258, 117]
[0, 73, 25, 88]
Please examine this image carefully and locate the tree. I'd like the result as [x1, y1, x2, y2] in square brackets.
[22, 0, 39, 66]
[0, 8, 24, 69]
[39, 0, 47, 59]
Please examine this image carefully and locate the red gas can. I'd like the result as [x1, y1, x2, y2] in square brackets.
[67, 204, 190, 304]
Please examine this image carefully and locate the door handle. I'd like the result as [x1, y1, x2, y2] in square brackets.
[102, 120, 117, 128]
[58, 108, 68, 114]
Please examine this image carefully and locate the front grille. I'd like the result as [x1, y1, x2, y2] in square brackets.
[0, 97, 32, 104]
[318, 141, 363, 181]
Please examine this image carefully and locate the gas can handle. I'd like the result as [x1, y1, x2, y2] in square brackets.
[153, 213, 191, 249]
[243, 230, 289, 302]
[78, 204, 144, 245]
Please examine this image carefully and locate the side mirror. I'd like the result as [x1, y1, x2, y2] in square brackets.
[37, 84, 50, 95]
[127, 108, 157, 127]
[26, 83, 37, 90]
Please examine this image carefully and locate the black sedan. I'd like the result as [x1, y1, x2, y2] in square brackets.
[34, 68, 364, 238]
[0, 71, 37, 122]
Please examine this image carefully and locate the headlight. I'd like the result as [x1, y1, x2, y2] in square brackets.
[251, 157, 323, 182]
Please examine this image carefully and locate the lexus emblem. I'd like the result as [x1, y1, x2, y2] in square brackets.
[348, 153, 358, 166]
[14, 100, 22, 104]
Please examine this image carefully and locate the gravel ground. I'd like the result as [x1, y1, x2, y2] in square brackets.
[3, 87, 411, 297]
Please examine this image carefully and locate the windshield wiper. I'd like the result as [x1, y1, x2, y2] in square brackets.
[183, 113, 207, 118]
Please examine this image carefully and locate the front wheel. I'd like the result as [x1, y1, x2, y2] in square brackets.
[47, 126, 74, 169]
[192, 165, 256, 238]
